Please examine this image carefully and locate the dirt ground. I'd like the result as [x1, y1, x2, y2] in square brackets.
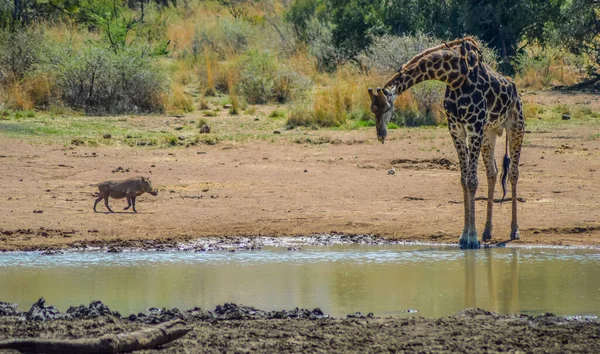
[1, 92, 600, 251]
[0, 302, 598, 353]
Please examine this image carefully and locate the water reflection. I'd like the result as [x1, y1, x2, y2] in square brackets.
[0, 245, 598, 318]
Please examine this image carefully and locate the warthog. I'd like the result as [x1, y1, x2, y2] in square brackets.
[93, 176, 158, 213]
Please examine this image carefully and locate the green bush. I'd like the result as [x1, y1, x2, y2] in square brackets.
[50, 45, 166, 114]
[0, 29, 46, 84]
[197, 18, 255, 59]
[362, 33, 441, 74]
[238, 50, 277, 104]
[238, 50, 310, 104]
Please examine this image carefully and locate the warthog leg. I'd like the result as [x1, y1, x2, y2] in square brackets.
[93, 195, 103, 212]
[132, 196, 137, 213]
[124, 197, 132, 211]
[104, 194, 114, 213]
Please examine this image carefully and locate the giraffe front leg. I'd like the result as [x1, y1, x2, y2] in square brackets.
[481, 131, 498, 242]
[460, 132, 483, 249]
[449, 126, 473, 248]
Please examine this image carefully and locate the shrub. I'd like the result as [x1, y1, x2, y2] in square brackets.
[0, 29, 46, 84]
[51, 45, 166, 114]
[514, 46, 585, 89]
[305, 18, 341, 72]
[392, 82, 445, 127]
[238, 50, 310, 104]
[362, 33, 441, 74]
[238, 50, 277, 104]
[196, 17, 255, 59]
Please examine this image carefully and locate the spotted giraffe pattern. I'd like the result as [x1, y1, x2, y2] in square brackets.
[368, 37, 525, 249]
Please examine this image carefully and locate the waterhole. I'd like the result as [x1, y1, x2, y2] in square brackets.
[1, 244, 598, 318]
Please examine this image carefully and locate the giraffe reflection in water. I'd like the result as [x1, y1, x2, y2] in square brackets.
[464, 248, 520, 313]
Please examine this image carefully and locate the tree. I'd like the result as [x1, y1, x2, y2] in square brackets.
[444, 0, 564, 73]
[217, 0, 252, 19]
[547, 0, 600, 85]
[328, 0, 386, 59]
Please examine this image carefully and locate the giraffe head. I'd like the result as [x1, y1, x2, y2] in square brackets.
[368, 87, 396, 143]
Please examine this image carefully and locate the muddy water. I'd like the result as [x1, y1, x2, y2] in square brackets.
[0, 245, 599, 318]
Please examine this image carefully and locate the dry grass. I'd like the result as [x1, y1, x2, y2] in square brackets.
[167, 83, 194, 114]
[287, 67, 379, 127]
[515, 47, 587, 90]
[523, 102, 545, 120]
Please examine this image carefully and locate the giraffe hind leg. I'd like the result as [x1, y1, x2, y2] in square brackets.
[507, 102, 525, 240]
[481, 130, 498, 242]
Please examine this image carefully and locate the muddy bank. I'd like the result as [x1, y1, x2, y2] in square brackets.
[0, 234, 408, 253]
[1, 299, 598, 353]
[0, 233, 537, 253]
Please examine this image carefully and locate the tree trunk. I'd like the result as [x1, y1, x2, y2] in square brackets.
[0, 319, 190, 354]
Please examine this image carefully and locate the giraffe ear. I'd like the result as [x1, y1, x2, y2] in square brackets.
[368, 88, 375, 103]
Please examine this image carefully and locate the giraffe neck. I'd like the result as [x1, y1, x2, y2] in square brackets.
[385, 51, 465, 95]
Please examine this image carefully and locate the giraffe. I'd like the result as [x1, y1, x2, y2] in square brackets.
[368, 37, 525, 249]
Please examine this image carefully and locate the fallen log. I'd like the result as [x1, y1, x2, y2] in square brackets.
[0, 319, 190, 354]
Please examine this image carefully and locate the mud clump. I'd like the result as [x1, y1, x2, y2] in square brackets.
[26, 297, 61, 321]
[213, 303, 266, 320]
[0, 302, 19, 316]
[66, 301, 120, 319]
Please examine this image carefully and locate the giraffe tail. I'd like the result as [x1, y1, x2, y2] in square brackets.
[500, 134, 510, 203]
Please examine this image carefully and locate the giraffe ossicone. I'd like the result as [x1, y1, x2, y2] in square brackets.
[368, 37, 524, 249]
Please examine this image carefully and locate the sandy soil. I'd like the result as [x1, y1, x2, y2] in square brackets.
[0, 302, 598, 353]
[1, 108, 600, 251]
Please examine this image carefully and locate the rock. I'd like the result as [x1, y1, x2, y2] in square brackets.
[388, 167, 396, 175]
[223, 104, 232, 109]
[273, 130, 281, 134]
[174, 126, 184, 131]
[103, 133, 112, 139]
[0, 302, 20, 317]
[178, 136, 185, 141]
[137, 307, 188, 324]
[33, 210, 43, 213]
[214, 303, 267, 320]
[66, 300, 119, 319]
[27, 297, 61, 321]
[562, 114, 571, 120]
[71, 139, 85, 146]
[199, 124, 211, 134]
[107, 247, 122, 253]
[269, 307, 326, 320]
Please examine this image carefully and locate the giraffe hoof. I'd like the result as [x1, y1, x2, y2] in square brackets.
[459, 237, 480, 250]
[482, 230, 492, 242]
[510, 230, 520, 240]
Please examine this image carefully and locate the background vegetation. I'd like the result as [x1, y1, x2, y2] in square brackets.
[0, 0, 598, 131]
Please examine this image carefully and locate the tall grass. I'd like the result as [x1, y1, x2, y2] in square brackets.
[287, 67, 374, 128]
[514, 46, 587, 89]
